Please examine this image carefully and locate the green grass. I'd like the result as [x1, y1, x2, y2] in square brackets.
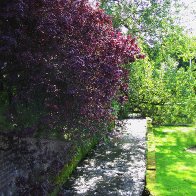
[147, 125, 196, 196]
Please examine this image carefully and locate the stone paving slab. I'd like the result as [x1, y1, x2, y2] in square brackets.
[60, 119, 147, 196]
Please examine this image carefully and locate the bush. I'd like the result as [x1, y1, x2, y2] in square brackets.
[0, 0, 142, 138]
[123, 57, 196, 125]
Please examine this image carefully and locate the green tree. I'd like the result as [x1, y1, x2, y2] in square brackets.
[100, 0, 176, 43]
[101, 0, 196, 124]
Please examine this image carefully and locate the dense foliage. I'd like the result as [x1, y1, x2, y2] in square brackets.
[100, 0, 176, 44]
[102, 0, 196, 125]
[128, 56, 196, 125]
[0, 0, 142, 137]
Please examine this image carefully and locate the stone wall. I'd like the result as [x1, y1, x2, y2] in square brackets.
[0, 135, 71, 195]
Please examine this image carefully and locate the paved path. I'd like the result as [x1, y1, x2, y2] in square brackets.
[60, 119, 147, 196]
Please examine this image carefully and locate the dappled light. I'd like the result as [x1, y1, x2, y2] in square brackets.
[60, 119, 147, 195]
[0, 0, 195, 195]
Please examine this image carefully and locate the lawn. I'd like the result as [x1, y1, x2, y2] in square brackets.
[147, 125, 196, 196]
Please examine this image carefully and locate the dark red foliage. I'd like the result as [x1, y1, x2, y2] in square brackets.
[0, 0, 142, 134]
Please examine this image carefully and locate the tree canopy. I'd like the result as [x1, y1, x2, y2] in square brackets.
[101, 0, 196, 124]
[0, 0, 143, 138]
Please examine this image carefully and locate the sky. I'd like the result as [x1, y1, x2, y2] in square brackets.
[178, 0, 196, 36]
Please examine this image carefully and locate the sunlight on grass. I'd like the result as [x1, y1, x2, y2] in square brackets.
[147, 125, 196, 196]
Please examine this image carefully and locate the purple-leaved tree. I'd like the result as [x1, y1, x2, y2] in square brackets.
[0, 0, 143, 138]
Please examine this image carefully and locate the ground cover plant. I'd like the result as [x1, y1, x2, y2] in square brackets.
[147, 126, 196, 196]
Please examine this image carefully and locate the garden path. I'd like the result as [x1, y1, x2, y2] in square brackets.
[60, 119, 147, 196]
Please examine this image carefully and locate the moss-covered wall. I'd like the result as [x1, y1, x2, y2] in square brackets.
[51, 134, 101, 195]
[146, 117, 156, 193]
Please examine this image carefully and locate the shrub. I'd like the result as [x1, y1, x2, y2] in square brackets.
[0, 0, 142, 137]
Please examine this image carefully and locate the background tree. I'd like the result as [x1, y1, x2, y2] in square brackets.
[100, 0, 178, 43]
[100, 0, 196, 124]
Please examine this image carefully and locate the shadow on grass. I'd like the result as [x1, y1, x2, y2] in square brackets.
[150, 126, 196, 196]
